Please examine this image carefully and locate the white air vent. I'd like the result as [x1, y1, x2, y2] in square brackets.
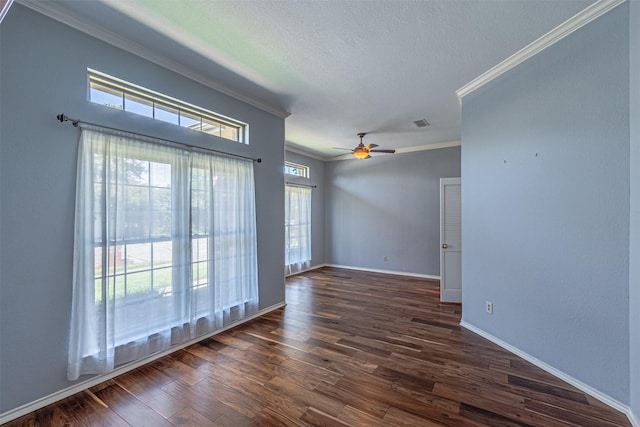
[413, 119, 430, 128]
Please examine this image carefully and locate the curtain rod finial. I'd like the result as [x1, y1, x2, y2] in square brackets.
[57, 113, 80, 127]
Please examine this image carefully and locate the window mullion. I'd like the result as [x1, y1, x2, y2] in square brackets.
[123, 244, 128, 297]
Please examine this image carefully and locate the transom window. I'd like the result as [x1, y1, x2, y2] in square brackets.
[284, 161, 309, 178]
[88, 69, 247, 143]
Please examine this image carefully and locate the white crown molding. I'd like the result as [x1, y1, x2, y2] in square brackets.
[0, 0, 14, 24]
[0, 302, 286, 425]
[15, 0, 291, 119]
[460, 320, 639, 427]
[326, 153, 357, 162]
[456, 0, 626, 101]
[395, 140, 461, 154]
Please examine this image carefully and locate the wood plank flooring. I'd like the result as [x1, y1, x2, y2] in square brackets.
[4, 267, 631, 426]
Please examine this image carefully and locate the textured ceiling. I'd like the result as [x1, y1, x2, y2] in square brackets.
[28, 0, 594, 159]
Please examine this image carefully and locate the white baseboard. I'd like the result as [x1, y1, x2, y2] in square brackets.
[327, 264, 440, 281]
[0, 302, 286, 425]
[285, 263, 329, 277]
[460, 320, 639, 427]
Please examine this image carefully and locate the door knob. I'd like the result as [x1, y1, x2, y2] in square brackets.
[442, 243, 448, 249]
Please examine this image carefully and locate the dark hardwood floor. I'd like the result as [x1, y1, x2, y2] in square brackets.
[4, 267, 630, 426]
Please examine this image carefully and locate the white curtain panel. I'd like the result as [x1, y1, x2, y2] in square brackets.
[285, 184, 312, 275]
[68, 126, 258, 380]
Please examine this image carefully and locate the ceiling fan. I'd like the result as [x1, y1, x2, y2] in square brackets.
[335, 133, 396, 160]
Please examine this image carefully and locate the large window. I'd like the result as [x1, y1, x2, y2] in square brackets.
[88, 69, 247, 143]
[68, 126, 258, 380]
[285, 184, 311, 275]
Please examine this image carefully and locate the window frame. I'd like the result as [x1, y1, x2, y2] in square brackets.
[88, 69, 248, 144]
[284, 161, 310, 178]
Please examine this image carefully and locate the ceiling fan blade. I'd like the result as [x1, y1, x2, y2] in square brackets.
[369, 149, 396, 154]
[365, 143, 379, 149]
[333, 147, 354, 151]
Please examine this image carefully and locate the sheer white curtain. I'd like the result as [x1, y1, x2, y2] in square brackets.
[68, 126, 258, 380]
[190, 152, 259, 330]
[285, 184, 312, 275]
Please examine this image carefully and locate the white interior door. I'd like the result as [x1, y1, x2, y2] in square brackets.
[440, 178, 461, 303]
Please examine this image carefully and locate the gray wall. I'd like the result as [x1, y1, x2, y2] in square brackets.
[630, 0, 640, 420]
[325, 147, 460, 276]
[0, 4, 285, 414]
[461, 4, 629, 404]
[285, 151, 326, 270]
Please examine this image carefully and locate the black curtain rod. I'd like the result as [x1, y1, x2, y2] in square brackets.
[286, 181, 317, 188]
[56, 113, 261, 163]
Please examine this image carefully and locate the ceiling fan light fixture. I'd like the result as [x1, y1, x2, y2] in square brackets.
[338, 132, 393, 160]
[353, 133, 369, 159]
[353, 150, 369, 160]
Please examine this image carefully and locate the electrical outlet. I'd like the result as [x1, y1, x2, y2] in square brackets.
[383, 256, 388, 262]
[486, 301, 493, 315]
